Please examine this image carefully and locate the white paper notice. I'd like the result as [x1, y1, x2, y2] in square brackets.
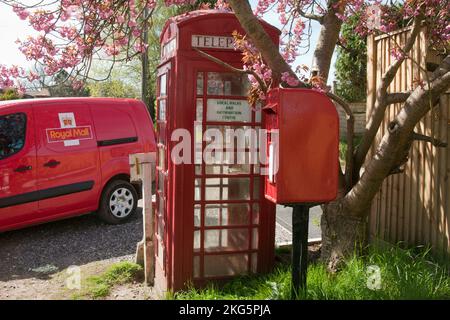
[207, 99, 251, 123]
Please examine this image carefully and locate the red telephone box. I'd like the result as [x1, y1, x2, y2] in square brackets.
[263, 88, 339, 204]
[155, 10, 280, 292]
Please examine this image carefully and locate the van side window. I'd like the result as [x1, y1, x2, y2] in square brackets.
[0, 113, 26, 160]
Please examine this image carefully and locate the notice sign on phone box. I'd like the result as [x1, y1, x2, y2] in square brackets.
[207, 99, 251, 122]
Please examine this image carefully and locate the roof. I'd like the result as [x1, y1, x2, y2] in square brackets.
[0, 97, 141, 109]
[161, 9, 280, 43]
[23, 88, 51, 98]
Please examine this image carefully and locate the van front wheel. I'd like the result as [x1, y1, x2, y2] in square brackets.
[98, 180, 138, 224]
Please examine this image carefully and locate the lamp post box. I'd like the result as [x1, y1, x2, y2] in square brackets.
[154, 10, 280, 292]
[263, 87, 339, 297]
[263, 88, 339, 204]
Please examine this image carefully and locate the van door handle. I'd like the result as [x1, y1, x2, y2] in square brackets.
[44, 160, 61, 168]
[14, 165, 32, 173]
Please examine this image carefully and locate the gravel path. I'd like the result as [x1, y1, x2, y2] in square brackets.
[0, 210, 142, 283]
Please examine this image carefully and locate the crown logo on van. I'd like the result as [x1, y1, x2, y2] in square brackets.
[62, 118, 73, 126]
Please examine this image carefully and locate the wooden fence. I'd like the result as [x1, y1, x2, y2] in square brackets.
[366, 26, 450, 257]
[337, 102, 366, 138]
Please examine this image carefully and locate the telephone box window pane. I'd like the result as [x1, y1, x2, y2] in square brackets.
[252, 204, 259, 224]
[158, 216, 164, 237]
[205, 204, 250, 226]
[158, 172, 165, 194]
[252, 228, 258, 249]
[159, 74, 167, 96]
[255, 109, 261, 123]
[194, 123, 203, 165]
[157, 239, 165, 269]
[205, 164, 251, 175]
[204, 228, 249, 252]
[196, 73, 204, 95]
[193, 256, 200, 278]
[253, 177, 260, 199]
[194, 204, 201, 227]
[207, 72, 249, 96]
[158, 196, 165, 217]
[159, 99, 166, 121]
[195, 164, 202, 175]
[195, 178, 202, 201]
[204, 254, 248, 277]
[158, 147, 165, 170]
[251, 253, 258, 273]
[204, 205, 220, 226]
[194, 230, 201, 252]
[196, 99, 203, 121]
[206, 125, 256, 149]
[158, 124, 166, 145]
[205, 178, 250, 201]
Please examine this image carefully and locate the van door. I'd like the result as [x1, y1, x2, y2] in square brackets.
[33, 102, 101, 217]
[0, 107, 38, 229]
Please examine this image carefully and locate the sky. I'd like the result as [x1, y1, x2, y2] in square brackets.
[0, 7, 35, 67]
[0, 1, 335, 83]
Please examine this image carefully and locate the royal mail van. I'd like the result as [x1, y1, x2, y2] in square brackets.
[0, 98, 156, 232]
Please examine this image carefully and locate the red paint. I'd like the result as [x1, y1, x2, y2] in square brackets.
[0, 97, 156, 232]
[264, 88, 339, 204]
[155, 10, 279, 292]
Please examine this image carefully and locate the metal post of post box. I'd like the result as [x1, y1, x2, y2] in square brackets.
[291, 204, 309, 299]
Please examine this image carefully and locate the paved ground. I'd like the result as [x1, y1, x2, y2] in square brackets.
[275, 205, 322, 243]
[0, 201, 321, 299]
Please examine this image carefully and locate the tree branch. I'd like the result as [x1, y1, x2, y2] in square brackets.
[412, 132, 448, 147]
[194, 48, 267, 92]
[344, 56, 450, 217]
[228, 0, 308, 88]
[386, 91, 412, 105]
[297, 8, 324, 23]
[353, 16, 423, 177]
[327, 91, 355, 189]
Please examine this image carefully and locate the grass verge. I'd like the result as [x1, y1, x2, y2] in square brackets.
[72, 261, 143, 300]
[172, 246, 450, 300]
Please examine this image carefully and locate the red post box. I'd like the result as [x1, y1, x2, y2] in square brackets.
[154, 10, 280, 292]
[263, 88, 339, 204]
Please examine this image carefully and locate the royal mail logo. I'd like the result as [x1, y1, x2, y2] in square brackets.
[45, 112, 92, 146]
[46, 126, 93, 143]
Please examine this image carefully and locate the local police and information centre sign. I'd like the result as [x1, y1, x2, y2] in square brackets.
[207, 99, 251, 122]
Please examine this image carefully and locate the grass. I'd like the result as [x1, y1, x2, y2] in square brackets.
[72, 261, 142, 299]
[172, 246, 450, 300]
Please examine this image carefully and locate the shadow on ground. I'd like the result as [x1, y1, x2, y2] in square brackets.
[0, 209, 142, 282]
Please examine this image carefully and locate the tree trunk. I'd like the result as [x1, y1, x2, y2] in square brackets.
[227, 1, 450, 272]
[320, 200, 366, 272]
[311, 3, 343, 81]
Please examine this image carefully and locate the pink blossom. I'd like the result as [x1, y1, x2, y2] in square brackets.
[12, 5, 29, 20]
[117, 15, 125, 24]
[281, 72, 300, 87]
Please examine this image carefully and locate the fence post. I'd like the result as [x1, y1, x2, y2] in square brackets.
[130, 152, 156, 286]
